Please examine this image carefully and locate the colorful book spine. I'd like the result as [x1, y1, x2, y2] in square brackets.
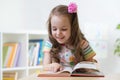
[28, 43, 36, 66]
[29, 42, 40, 66]
[36, 40, 44, 65]
[38, 40, 44, 65]
[6, 43, 18, 68]
[3, 72, 18, 80]
[3, 42, 20, 68]
[3, 46, 12, 67]
[13, 43, 21, 67]
[33, 42, 40, 66]
[29, 39, 44, 65]
[3, 46, 9, 67]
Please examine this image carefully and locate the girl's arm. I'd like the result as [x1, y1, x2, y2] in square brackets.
[81, 40, 97, 62]
[43, 52, 51, 65]
[43, 51, 52, 71]
[43, 52, 63, 72]
[42, 41, 63, 72]
[43, 40, 52, 66]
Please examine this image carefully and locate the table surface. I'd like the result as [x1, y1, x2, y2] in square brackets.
[19, 73, 120, 80]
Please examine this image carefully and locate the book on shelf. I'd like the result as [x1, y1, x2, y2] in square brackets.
[3, 42, 21, 68]
[37, 61, 104, 77]
[3, 46, 10, 67]
[28, 42, 36, 66]
[28, 39, 44, 66]
[3, 46, 9, 65]
[3, 72, 18, 80]
[13, 43, 21, 67]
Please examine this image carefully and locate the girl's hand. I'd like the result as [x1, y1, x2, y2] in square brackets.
[43, 63, 63, 72]
[51, 63, 63, 72]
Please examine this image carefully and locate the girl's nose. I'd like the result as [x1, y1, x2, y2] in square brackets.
[57, 30, 61, 35]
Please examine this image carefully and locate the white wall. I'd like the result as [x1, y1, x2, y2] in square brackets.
[0, 0, 79, 31]
[77, 0, 120, 74]
[0, 0, 120, 74]
[0, 0, 120, 31]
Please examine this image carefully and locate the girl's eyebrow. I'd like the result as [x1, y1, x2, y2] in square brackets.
[51, 25, 68, 28]
[62, 26, 68, 28]
[51, 26, 56, 28]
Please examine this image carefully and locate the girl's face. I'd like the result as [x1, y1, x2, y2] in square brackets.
[51, 15, 71, 44]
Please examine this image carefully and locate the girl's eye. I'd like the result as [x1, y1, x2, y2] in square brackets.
[62, 29, 67, 31]
[52, 28, 57, 31]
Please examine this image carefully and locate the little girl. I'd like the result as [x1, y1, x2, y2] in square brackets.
[43, 3, 96, 72]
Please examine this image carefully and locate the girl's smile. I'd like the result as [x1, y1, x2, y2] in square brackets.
[56, 36, 65, 42]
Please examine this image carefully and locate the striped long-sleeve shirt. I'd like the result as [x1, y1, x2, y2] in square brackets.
[80, 40, 96, 60]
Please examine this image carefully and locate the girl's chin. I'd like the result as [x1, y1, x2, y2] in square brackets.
[57, 40, 65, 44]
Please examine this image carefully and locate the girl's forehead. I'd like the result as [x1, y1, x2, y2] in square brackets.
[51, 15, 67, 19]
[51, 15, 71, 28]
[51, 15, 70, 23]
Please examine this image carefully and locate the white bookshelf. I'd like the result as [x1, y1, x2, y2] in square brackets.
[0, 31, 48, 80]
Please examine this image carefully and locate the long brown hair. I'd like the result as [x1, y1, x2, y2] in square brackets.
[47, 5, 87, 63]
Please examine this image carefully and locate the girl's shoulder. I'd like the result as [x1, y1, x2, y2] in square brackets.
[44, 40, 53, 48]
[43, 40, 53, 53]
[80, 39, 88, 46]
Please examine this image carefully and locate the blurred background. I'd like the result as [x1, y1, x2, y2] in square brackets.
[0, 0, 120, 74]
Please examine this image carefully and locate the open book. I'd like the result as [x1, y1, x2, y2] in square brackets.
[37, 61, 104, 77]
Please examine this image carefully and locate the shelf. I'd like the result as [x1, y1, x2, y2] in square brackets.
[2, 67, 26, 71]
[0, 32, 47, 79]
[28, 65, 43, 70]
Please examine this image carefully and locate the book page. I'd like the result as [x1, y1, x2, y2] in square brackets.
[39, 66, 73, 74]
[73, 62, 97, 71]
[57, 66, 73, 73]
[37, 67, 72, 77]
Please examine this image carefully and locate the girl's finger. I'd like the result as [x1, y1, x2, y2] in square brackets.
[60, 66, 63, 71]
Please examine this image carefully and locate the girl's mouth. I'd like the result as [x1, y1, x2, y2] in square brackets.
[57, 36, 64, 39]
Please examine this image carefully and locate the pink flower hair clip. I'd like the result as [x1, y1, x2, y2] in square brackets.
[68, 2, 77, 13]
